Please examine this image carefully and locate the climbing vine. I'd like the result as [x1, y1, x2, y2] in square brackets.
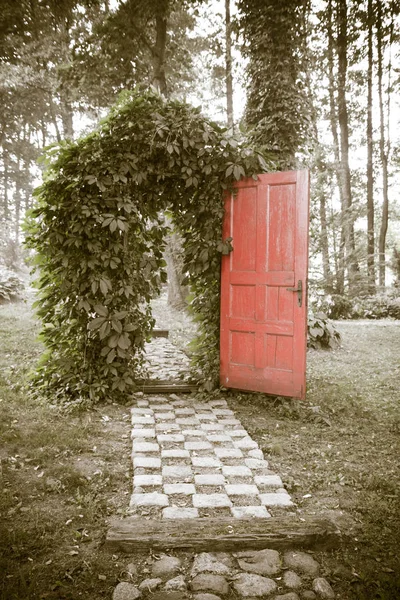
[26, 90, 268, 405]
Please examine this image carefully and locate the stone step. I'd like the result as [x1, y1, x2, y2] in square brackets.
[135, 381, 198, 394]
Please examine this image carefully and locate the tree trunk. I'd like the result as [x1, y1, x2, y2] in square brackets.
[336, 0, 358, 292]
[366, 0, 375, 292]
[152, 11, 168, 96]
[3, 148, 9, 221]
[225, 0, 234, 129]
[61, 97, 74, 139]
[326, 0, 345, 293]
[377, 0, 392, 289]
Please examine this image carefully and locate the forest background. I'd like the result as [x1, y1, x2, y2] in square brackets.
[1, 0, 400, 315]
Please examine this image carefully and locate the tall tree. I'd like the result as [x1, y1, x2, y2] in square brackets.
[366, 0, 375, 291]
[377, 0, 394, 288]
[225, 0, 234, 128]
[238, 0, 312, 169]
[336, 0, 359, 290]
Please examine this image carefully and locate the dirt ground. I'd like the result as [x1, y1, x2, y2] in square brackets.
[0, 301, 399, 599]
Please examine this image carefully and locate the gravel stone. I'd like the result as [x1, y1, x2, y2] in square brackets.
[191, 553, 232, 578]
[193, 594, 222, 600]
[283, 552, 320, 578]
[138, 578, 162, 592]
[165, 575, 187, 591]
[232, 573, 277, 597]
[151, 556, 182, 579]
[237, 549, 281, 576]
[283, 570, 303, 589]
[302, 591, 317, 599]
[312, 577, 335, 598]
[113, 582, 141, 600]
[190, 574, 230, 596]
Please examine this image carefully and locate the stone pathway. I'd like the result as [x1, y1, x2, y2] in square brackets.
[144, 337, 192, 382]
[113, 549, 336, 599]
[111, 338, 337, 599]
[130, 393, 293, 520]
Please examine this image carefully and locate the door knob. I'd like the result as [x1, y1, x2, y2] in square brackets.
[286, 280, 303, 307]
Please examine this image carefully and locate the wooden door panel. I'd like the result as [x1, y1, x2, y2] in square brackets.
[220, 170, 309, 400]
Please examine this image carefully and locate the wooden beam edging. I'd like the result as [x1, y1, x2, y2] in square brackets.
[105, 516, 341, 553]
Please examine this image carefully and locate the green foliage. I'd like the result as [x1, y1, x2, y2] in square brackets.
[314, 292, 400, 320]
[25, 89, 267, 405]
[238, 0, 312, 169]
[308, 312, 341, 350]
[0, 266, 25, 303]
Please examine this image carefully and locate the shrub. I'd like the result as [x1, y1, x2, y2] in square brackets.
[351, 295, 400, 320]
[0, 267, 25, 303]
[308, 312, 341, 349]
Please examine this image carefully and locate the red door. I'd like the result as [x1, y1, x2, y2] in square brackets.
[220, 170, 310, 399]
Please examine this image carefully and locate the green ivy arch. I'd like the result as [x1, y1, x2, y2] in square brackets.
[26, 90, 268, 405]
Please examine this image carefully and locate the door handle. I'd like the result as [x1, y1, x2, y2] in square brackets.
[286, 279, 303, 307]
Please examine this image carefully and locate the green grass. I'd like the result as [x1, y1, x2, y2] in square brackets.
[0, 302, 132, 600]
[1, 302, 400, 599]
[229, 320, 400, 599]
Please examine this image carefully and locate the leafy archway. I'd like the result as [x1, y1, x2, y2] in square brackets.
[26, 90, 267, 405]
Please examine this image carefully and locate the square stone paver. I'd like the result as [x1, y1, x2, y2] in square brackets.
[192, 456, 222, 468]
[162, 465, 193, 479]
[185, 441, 213, 451]
[162, 507, 199, 519]
[131, 408, 154, 415]
[259, 493, 294, 507]
[130, 492, 169, 507]
[233, 438, 259, 450]
[157, 434, 185, 443]
[133, 474, 163, 486]
[195, 473, 226, 486]
[231, 506, 271, 518]
[225, 484, 259, 496]
[228, 429, 248, 437]
[132, 441, 160, 454]
[192, 494, 232, 508]
[182, 429, 206, 437]
[131, 429, 156, 438]
[131, 416, 155, 425]
[133, 456, 161, 469]
[222, 465, 252, 477]
[214, 448, 243, 458]
[254, 475, 283, 487]
[245, 458, 270, 470]
[161, 449, 190, 458]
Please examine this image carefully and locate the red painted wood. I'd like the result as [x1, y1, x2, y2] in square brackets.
[220, 170, 310, 400]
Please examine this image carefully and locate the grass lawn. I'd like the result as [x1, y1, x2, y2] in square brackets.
[0, 300, 399, 599]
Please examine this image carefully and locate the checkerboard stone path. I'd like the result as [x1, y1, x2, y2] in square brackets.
[130, 393, 294, 520]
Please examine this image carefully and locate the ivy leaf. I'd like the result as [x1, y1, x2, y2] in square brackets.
[94, 304, 108, 317]
[106, 349, 116, 363]
[88, 317, 106, 331]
